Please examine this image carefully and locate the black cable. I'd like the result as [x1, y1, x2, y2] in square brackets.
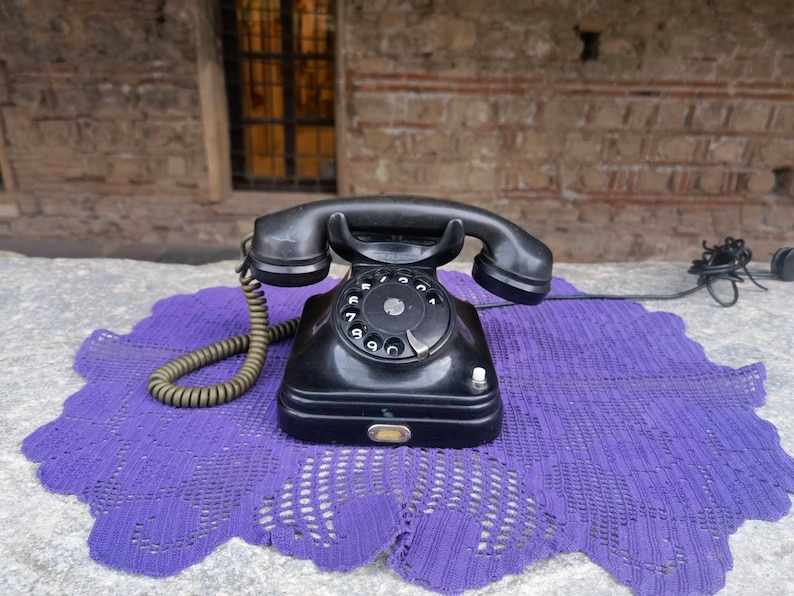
[475, 237, 770, 311]
[475, 283, 711, 310]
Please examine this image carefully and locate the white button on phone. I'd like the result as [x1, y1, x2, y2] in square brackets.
[471, 367, 487, 384]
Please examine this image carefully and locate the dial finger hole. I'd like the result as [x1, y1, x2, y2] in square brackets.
[348, 322, 367, 340]
[414, 278, 431, 292]
[384, 337, 405, 357]
[341, 306, 359, 322]
[374, 269, 392, 284]
[394, 269, 413, 284]
[345, 290, 362, 306]
[363, 334, 383, 353]
[426, 290, 444, 306]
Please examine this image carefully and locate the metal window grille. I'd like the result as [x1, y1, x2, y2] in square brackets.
[220, 0, 336, 192]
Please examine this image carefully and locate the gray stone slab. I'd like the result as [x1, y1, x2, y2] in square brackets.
[1, 257, 792, 594]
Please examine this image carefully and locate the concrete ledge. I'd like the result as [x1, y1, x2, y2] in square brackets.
[2, 257, 792, 594]
[0, 239, 239, 264]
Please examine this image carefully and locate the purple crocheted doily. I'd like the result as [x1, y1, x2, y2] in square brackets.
[23, 271, 794, 594]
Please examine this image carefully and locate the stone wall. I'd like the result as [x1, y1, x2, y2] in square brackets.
[0, 0, 792, 262]
[342, 0, 794, 261]
[0, 0, 224, 248]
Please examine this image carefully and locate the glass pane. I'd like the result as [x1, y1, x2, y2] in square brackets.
[248, 125, 285, 178]
[295, 59, 334, 120]
[238, 0, 281, 54]
[296, 126, 335, 179]
[239, 58, 283, 121]
[294, 0, 335, 121]
[293, 0, 334, 53]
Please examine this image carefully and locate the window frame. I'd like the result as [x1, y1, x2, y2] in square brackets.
[218, 0, 338, 194]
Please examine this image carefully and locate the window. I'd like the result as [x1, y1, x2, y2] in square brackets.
[220, 0, 336, 193]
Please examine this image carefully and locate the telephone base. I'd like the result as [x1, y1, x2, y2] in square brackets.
[276, 275, 503, 448]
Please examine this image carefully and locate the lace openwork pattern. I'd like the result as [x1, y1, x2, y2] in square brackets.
[22, 272, 794, 594]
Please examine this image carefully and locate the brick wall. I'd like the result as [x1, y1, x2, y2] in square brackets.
[0, 0, 793, 262]
[342, 0, 794, 261]
[0, 0, 227, 247]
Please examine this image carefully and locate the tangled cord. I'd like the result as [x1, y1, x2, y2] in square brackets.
[147, 239, 299, 407]
[686, 237, 767, 306]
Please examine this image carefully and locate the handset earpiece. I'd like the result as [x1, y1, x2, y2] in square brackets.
[247, 206, 333, 287]
[472, 252, 550, 306]
[770, 247, 794, 281]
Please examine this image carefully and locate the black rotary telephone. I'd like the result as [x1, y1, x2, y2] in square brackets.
[148, 196, 553, 448]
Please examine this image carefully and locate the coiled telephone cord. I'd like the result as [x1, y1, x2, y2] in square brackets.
[147, 271, 299, 407]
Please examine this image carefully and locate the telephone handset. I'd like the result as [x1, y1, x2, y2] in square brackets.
[149, 196, 553, 448]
